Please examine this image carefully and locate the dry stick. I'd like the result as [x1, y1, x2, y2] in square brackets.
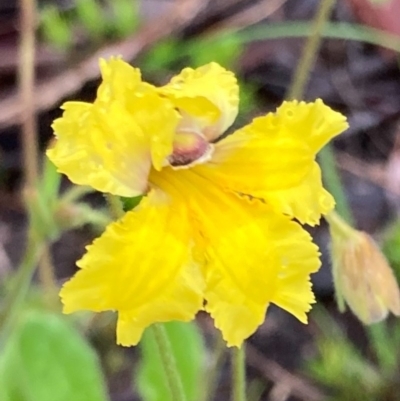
[19, 0, 39, 185]
[245, 344, 325, 401]
[0, 0, 209, 130]
[19, 0, 57, 296]
[211, 0, 287, 32]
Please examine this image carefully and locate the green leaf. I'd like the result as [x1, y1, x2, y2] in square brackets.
[136, 322, 205, 401]
[40, 5, 73, 50]
[110, 0, 139, 37]
[188, 34, 243, 68]
[234, 21, 400, 53]
[139, 39, 182, 73]
[75, 0, 107, 40]
[39, 157, 62, 206]
[0, 311, 109, 401]
[120, 195, 143, 212]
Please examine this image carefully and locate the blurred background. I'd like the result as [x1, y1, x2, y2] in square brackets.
[1, 0, 400, 400]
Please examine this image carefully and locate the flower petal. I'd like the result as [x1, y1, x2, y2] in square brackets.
[269, 219, 320, 322]
[152, 169, 321, 346]
[274, 99, 348, 153]
[117, 263, 204, 346]
[194, 99, 346, 205]
[48, 59, 179, 197]
[265, 162, 335, 225]
[60, 190, 194, 321]
[160, 62, 239, 141]
[194, 115, 314, 194]
[201, 196, 320, 346]
[205, 205, 320, 346]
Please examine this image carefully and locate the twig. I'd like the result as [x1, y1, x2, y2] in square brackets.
[245, 343, 325, 401]
[19, 0, 39, 185]
[210, 0, 287, 32]
[19, 0, 58, 294]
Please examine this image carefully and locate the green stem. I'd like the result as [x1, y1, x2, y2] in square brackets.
[232, 346, 246, 401]
[287, 0, 336, 100]
[37, 245, 58, 301]
[105, 193, 124, 220]
[318, 146, 353, 223]
[201, 333, 227, 401]
[0, 233, 44, 345]
[150, 324, 187, 401]
[60, 185, 94, 204]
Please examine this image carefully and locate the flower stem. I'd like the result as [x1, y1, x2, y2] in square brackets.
[0, 233, 45, 345]
[318, 145, 354, 224]
[201, 333, 227, 401]
[232, 346, 246, 401]
[150, 323, 187, 401]
[105, 193, 124, 220]
[287, 0, 336, 100]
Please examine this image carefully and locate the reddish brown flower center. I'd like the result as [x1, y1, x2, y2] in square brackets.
[168, 131, 213, 167]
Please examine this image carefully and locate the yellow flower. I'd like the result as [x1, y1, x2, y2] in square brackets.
[47, 57, 348, 347]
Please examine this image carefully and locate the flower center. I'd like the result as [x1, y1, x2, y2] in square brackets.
[168, 130, 214, 168]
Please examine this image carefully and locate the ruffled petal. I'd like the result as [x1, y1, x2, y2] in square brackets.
[194, 115, 314, 194]
[194, 100, 346, 212]
[201, 196, 320, 347]
[273, 99, 348, 153]
[48, 58, 180, 197]
[160, 62, 239, 141]
[269, 218, 320, 322]
[117, 263, 204, 346]
[265, 162, 335, 225]
[152, 169, 321, 346]
[205, 204, 320, 346]
[60, 190, 194, 319]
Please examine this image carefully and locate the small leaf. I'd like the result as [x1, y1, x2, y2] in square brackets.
[40, 5, 73, 50]
[110, 0, 139, 37]
[136, 322, 205, 401]
[120, 195, 143, 212]
[39, 157, 62, 205]
[0, 311, 109, 401]
[75, 0, 107, 40]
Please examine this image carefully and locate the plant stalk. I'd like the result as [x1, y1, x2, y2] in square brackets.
[0, 234, 45, 345]
[287, 0, 336, 100]
[151, 324, 187, 401]
[232, 346, 246, 401]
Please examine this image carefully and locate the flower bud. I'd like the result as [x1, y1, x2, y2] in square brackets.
[327, 211, 400, 324]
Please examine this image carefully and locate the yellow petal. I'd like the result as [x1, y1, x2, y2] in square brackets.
[48, 59, 180, 197]
[269, 219, 320, 322]
[117, 263, 204, 346]
[195, 100, 345, 222]
[97, 57, 145, 104]
[265, 162, 335, 225]
[194, 115, 314, 194]
[160, 62, 239, 141]
[60, 190, 193, 318]
[274, 99, 348, 153]
[152, 168, 321, 346]
[202, 196, 320, 346]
